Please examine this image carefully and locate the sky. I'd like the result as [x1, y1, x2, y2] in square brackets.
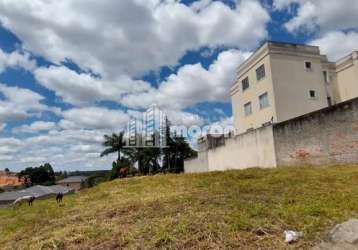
[0, 0, 358, 172]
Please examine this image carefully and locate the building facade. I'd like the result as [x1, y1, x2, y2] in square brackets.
[231, 42, 358, 134]
[332, 51, 358, 103]
[185, 41, 358, 173]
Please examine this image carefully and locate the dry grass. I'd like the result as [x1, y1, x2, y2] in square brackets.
[1, 165, 358, 249]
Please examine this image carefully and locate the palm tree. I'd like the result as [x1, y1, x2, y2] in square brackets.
[100, 132, 126, 163]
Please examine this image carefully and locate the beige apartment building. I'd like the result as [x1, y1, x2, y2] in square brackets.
[231, 41, 358, 134]
[185, 41, 358, 173]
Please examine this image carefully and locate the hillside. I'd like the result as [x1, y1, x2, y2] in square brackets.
[1, 166, 358, 249]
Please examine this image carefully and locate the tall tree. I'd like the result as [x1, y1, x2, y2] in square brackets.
[122, 133, 162, 175]
[162, 118, 197, 173]
[162, 118, 174, 172]
[100, 132, 126, 163]
[171, 135, 197, 173]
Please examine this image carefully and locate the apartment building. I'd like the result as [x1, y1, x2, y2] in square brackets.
[331, 51, 358, 102]
[185, 42, 358, 173]
[231, 41, 358, 134]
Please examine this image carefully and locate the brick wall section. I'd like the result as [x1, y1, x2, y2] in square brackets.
[273, 97, 358, 166]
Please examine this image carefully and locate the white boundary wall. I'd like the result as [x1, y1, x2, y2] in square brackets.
[185, 125, 277, 173]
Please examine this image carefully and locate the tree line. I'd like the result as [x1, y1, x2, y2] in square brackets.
[17, 163, 56, 186]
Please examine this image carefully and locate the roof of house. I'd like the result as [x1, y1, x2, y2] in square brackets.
[56, 176, 88, 184]
[0, 185, 72, 202]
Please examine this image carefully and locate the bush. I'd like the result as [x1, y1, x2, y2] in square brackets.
[108, 159, 132, 180]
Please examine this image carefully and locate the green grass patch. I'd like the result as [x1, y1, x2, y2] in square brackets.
[1, 165, 358, 249]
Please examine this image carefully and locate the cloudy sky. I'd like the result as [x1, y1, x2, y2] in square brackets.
[0, 0, 357, 172]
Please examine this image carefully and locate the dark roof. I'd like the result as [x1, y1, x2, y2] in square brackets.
[56, 176, 87, 184]
[0, 185, 72, 202]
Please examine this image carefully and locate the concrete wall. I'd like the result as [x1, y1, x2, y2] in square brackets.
[184, 151, 209, 173]
[185, 97, 358, 173]
[207, 125, 276, 171]
[184, 125, 277, 173]
[274, 98, 358, 166]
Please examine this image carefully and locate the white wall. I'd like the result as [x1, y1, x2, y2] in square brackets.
[184, 125, 277, 173]
[184, 150, 209, 173]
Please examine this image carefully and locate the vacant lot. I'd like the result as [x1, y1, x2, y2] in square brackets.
[1, 166, 358, 249]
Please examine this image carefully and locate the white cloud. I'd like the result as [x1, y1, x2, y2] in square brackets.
[0, 84, 59, 124]
[0, 129, 114, 171]
[0, 138, 23, 155]
[0, 123, 6, 131]
[0, 49, 36, 73]
[34, 66, 150, 105]
[59, 107, 130, 130]
[275, 0, 358, 33]
[273, 0, 300, 10]
[165, 109, 204, 127]
[13, 121, 57, 134]
[310, 31, 358, 61]
[122, 49, 251, 109]
[0, 0, 269, 171]
[0, 0, 269, 78]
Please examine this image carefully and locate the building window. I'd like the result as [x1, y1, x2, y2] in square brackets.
[323, 71, 329, 83]
[259, 92, 269, 109]
[244, 102, 252, 116]
[242, 77, 250, 91]
[305, 61, 312, 71]
[256, 64, 266, 81]
[309, 90, 317, 99]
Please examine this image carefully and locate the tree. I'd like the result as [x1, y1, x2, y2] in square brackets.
[18, 163, 56, 186]
[4, 168, 10, 173]
[100, 119, 197, 177]
[162, 118, 197, 173]
[171, 135, 197, 173]
[100, 132, 126, 164]
[122, 134, 162, 175]
[122, 147, 147, 175]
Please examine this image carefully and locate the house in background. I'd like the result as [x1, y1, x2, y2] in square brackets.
[0, 171, 25, 191]
[56, 176, 87, 191]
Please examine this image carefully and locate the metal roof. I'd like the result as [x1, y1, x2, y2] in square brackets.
[0, 185, 72, 202]
[56, 176, 88, 184]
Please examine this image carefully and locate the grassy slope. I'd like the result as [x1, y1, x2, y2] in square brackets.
[1, 166, 358, 250]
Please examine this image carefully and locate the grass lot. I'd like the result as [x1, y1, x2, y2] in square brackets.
[1, 166, 358, 249]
